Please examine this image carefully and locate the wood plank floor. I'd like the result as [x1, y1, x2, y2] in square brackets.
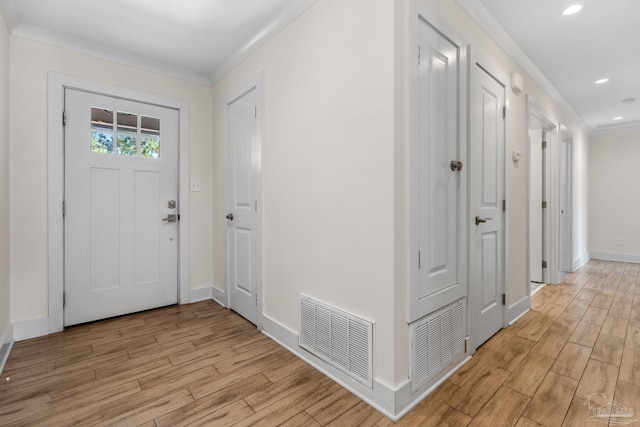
[1, 259, 639, 426]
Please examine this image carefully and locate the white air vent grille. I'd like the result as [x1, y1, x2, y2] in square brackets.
[410, 299, 465, 391]
[299, 295, 373, 388]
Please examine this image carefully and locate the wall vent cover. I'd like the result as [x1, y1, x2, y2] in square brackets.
[410, 298, 465, 392]
[299, 294, 373, 388]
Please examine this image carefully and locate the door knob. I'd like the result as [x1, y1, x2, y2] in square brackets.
[226, 213, 234, 221]
[475, 216, 492, 225]
[162, 214, 177, 223]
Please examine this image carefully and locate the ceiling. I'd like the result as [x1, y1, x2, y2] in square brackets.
[0, 0, 316, 85]
[462, 0, 640, 132]
[0, 0, 637, 133]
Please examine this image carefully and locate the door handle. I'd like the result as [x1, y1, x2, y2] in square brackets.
[162, 214, 177, 223]
[475, 216, 492, 225]
[226, 213, 234, 221]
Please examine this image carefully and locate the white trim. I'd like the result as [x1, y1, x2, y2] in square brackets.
[2, 1, 317, 85]
[224, 73, 264, 328]
[394, 354, 471, 420]
[590, 252, 640, 264]
[13, 317, 49, 341]
[14, 24, 210, 85]
[0, 0, 20, 31]
[0, 341, 12, 375]
[209, 0, 317, 84]
[1, 323, 14, 374]
[47, 73, 190, 333]
[505, 295, 530, 325]
[508, 307, 530, 326]
[455, 0, 590, 134]
[190, 286, 213, 303]
[573, 254, 590, 270]
[590, 124, 640, 135]
[211, 286, 227, 308]
[260, 313, 398, 420]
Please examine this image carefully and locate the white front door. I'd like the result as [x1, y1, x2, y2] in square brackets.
[64, 89, 179, 326]
[469, 62, 505, 350]
[226, 87, 261, 325]
[410, 17, 465, 321]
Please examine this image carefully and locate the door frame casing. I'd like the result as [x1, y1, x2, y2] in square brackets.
[47, 73, 191, 333]
[559, 125, 573, 275]
[526, 96, 559, 287]
[467, 47, 507, 353]
[224, 73, 264, 329]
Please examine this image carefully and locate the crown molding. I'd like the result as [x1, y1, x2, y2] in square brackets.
[456, 0, 591, 134]
[209, 0, 317, 84]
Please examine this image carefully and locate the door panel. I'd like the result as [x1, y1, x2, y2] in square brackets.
[412, 18, 463, 320]
[227, 89, 260, 324]
[529, 129, 543, 283]
[64, 89, 179, 326]
[469, 63, 505, 350]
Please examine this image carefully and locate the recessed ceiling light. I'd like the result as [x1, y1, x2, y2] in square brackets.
[613, 117, 623, 121]
[622, 98, 635, 104]
[595, 78, 609, 84]
[563, 4, 583, 15]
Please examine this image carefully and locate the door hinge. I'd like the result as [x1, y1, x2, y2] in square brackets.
[418, 250, 421, 269]
[542, 201, 547, 209]
[502, 106, 506, 119]
[63, 292, 66, 307]
[255, 106, 257, 118]
[62, 111, 66, 126]
[62, 201, 66, 217]
[542, 260, 547, 269]
[177, 214, 181, 221]
[464, 338, 467, 352]
[542, 140, 547, 149]
[255, 200, 257, 212]
[502, 199, 506, 212]
[502, 293, 506, 305]
[418, 45, 421, 65]
[255, 294, 258, 306]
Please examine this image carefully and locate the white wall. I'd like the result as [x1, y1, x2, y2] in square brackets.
[0, 8, 11, 345]
[211, 0, 397, 387]
[589, 129, 640, 260]
[9, 37, 214, 324]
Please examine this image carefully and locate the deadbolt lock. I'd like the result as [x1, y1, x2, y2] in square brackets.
[450, 160, 463, 171]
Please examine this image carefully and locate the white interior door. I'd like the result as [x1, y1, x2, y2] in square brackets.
[469, 62, 505, 350]
[529, 128, 544, 284]
[226, 87, 260, 325]
[559, 136, 573, 273]
[410, 17, 464, 321]
[64, 89, 179, 326]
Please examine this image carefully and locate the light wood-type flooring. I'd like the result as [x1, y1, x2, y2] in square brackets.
[1, 259, 639, 426]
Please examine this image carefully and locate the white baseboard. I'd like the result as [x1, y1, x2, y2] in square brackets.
[590, 252, 640, 264]
[505, 295, 530, 325]
[13, 317, 49, 341]
[190, 286, 213, 303]
[211, 286, 227, 307]
[573, 254, 590, 270]
[260, 311, 474, 421]
[260, 313, 398, 420]
[0, 324, 14, 375]
[393, 354, 470, 420]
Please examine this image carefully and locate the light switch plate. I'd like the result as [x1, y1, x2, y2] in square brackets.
[190, 180, 202, 192]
